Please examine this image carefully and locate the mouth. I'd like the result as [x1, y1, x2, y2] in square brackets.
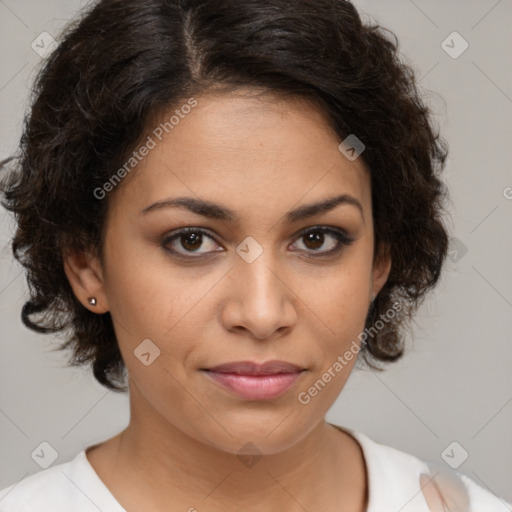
[201, 360, 306, 400]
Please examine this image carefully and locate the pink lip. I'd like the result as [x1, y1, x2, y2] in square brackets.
[202, 360, 305, 400]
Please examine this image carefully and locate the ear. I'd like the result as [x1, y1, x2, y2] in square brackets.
[370, 243, 392, 299]
[62, 247, 110, 313]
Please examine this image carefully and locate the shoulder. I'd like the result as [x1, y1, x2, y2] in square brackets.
[339, 426, 512, 512]
[0, 449, 125, 512]
[0, 455, 76, 512]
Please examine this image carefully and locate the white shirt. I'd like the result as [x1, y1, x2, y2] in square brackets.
[1, 425, 510, 511]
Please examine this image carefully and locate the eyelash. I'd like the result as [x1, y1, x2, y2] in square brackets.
[160, 226, 355, 261]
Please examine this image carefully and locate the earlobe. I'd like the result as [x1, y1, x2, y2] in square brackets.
[62, 248, 110, 313]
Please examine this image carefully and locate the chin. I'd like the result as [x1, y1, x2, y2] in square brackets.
[198, 412, 316, 457]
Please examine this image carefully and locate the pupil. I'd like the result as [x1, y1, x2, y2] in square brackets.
[304, 232, 323, 250]
[182, 233, 202, 251]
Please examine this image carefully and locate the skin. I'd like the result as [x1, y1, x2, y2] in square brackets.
[63, 88, 392, 512]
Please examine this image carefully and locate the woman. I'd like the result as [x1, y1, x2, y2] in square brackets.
[0, 0, 509, 510]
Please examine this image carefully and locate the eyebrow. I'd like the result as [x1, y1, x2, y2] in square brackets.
[140, 193, 364, 223]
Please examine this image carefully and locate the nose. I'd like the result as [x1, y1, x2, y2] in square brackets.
[220, 252, 298, 340]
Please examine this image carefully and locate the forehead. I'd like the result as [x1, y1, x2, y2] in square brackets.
[109, 89, 371, 223]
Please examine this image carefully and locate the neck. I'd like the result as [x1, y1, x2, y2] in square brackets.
[90, 386, 367, 512]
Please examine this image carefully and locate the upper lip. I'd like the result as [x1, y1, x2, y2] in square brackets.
[204, 360, 304, 375]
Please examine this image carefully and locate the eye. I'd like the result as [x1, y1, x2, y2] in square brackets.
[290, 226, 354, 257]
[161, 227, 223, 259]
[161, 225, 354, 261]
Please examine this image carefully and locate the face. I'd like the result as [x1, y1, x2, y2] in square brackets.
[65, 88, 391, 455]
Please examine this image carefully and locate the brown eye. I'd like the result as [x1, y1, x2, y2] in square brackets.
[302, 231, 325, 250]
[291, 227, 354, 257]
[180, 232, 203, 252]
[161, 228, 223, 258]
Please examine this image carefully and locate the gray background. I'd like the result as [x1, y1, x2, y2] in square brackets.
[1, 0, 511, 504]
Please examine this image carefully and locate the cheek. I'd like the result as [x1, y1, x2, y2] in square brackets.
[102, 230, 208, 337]
[302, 250, 373, 397]
[310, 255, 372, 334]
[297, 271, 368, 414]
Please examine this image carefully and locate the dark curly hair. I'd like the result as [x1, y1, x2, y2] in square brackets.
[0, 0, 449, 392]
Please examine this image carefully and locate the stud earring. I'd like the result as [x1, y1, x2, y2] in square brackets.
[87, 297, 97, 306]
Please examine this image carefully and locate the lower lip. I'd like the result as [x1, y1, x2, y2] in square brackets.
[203, 371, 303, 400]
